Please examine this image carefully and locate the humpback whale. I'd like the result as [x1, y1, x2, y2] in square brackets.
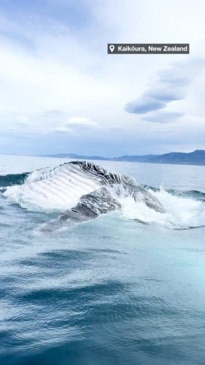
[39, 161, 166, 231]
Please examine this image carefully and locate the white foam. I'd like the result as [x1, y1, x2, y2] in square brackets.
[152, 188, 205, 228]
[118, 187, 205, 229]
[118, 195, 173, 226]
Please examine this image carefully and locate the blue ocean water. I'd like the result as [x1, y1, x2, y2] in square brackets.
[0, 155, 205, 365]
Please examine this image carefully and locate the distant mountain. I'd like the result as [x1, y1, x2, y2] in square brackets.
[148, 150, 205, 165]
[113, 155, 156, 162]
[48, 153, 110, 161]
[46, 153, 153, 162]
[46, 150, 205, 166]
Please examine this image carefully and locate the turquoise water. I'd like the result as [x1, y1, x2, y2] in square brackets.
[0, 155, 205, 365]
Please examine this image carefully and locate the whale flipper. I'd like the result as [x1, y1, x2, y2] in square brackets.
[40, 187, 121, 231]
[61, 187, 121, 221]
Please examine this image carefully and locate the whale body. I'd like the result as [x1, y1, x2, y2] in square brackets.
[39, 161, 166, 231]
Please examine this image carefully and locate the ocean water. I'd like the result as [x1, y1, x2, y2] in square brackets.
[1, 155, 205, 365]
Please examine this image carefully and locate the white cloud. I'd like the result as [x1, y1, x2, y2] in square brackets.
[65, 117, 97, 127]
[55, 116, 99, 133]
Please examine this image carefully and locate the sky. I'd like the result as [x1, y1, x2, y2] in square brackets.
[0, 0, 205, 157]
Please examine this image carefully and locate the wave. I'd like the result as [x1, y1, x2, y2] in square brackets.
[2, 161, 205, 230]
[0, 172, 29, 188]
[170, 189, 205, 202]
[142, 185, 205, 202]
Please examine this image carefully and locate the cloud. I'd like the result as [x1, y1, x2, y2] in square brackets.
[126, 97, 165, 114]
[142, 111, 183, 124]
[55, 116, 100, 134]
[147, 89, 183, 102]
[66, 117, 97, 127]
[125, 58, 205, 119]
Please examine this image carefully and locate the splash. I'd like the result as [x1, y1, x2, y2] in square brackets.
[1, 162, 205, 230]
[118, 187, 205, 229]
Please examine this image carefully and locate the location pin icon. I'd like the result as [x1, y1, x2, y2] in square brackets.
[109, 44, 115, 53]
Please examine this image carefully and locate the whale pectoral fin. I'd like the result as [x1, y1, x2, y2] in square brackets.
[61, 187, 121, 222]
[40, 187, 121, 232]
